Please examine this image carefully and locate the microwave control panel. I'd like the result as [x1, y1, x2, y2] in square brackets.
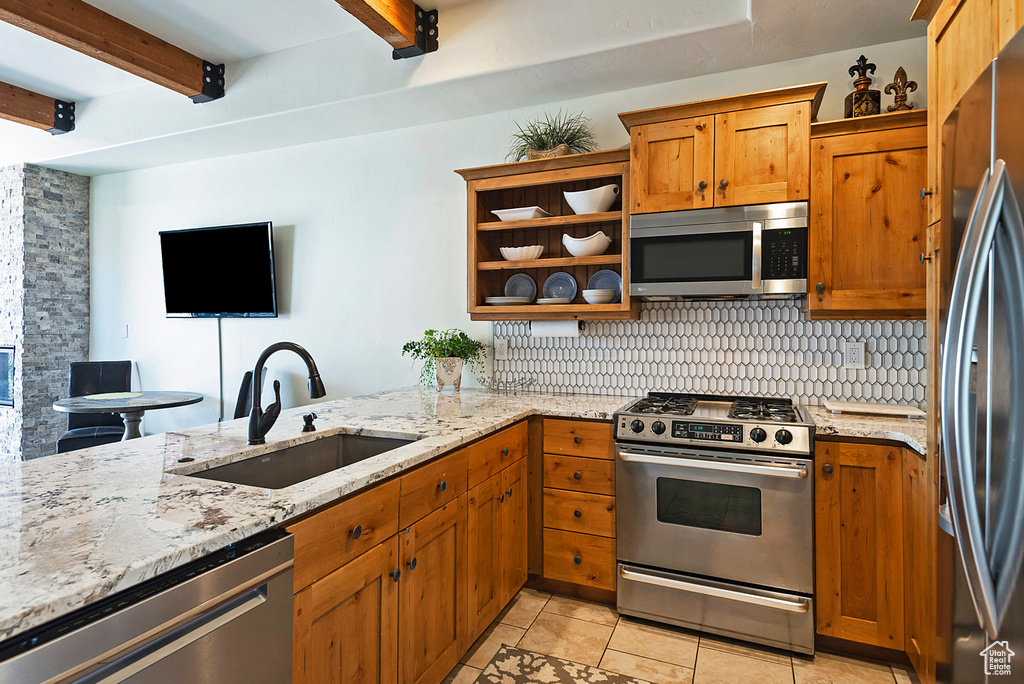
[763, 228, 807, 280]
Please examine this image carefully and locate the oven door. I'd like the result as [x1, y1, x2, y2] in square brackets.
[615, 444, 813, 594]
[629, 219, 760, 297]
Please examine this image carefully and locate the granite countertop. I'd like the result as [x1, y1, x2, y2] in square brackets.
[805, 405, 927, 456]
[0, 387, 627, 642]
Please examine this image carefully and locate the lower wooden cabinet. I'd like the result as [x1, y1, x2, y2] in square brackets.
[815, 441, 905, 648]
[292, 536, 400, 684]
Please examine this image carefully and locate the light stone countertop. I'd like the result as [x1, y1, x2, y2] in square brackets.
[0, 386, 928, 643]
[0, 386, 629, 642]
[805, 405, 928, 456]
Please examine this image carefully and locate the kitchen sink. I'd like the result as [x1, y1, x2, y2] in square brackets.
[190, 432, 421, 489]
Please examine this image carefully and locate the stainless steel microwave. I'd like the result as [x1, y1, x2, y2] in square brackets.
[629, 202, 808, 300]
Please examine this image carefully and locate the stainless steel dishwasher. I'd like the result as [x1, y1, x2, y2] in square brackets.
[0, 529, 293, 683]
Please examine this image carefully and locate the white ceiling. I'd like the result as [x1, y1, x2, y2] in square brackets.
[0, 0, 926, 174]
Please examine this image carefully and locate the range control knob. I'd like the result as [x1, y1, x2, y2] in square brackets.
[750, 428, 767, 443]
[630, 419, 645, 434]
[651, 421, 666, 435]
[775, 429, 793, 445]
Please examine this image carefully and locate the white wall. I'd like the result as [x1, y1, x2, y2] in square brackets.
[90, 37, 927, 435]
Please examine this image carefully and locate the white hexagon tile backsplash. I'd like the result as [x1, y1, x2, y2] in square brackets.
[491, 300, 927, 407]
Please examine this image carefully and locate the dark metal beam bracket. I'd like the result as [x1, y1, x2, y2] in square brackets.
[392, 6, 438, 60]
[191, 61, 225, 103]
[49, 100, 74, 135]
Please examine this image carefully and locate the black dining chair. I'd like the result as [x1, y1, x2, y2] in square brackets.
[55, 361, 132, 453]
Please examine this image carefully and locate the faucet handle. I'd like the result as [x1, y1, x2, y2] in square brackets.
[302, 412, 318, 433]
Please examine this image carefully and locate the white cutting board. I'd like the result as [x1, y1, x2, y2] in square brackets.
[823, 400, 925, 419]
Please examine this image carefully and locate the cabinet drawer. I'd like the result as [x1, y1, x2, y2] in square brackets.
[543, 488, 615, 537]
[543, 454, 614, 495]
[543, 529, 616, 592]
[399, 449, 468, 528]
[285, 477, 401, 592]
[467, 421, 528, 489]
[543, 419, 613, 460]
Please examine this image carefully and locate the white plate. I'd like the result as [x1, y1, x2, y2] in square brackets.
[491, 206, 552, 222]
[485, 296, 531, 305]
[536, 297, 572, 305]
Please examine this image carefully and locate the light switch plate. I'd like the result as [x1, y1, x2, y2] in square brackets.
[494, 338, 508, 361]
[844, 341, 866, 370]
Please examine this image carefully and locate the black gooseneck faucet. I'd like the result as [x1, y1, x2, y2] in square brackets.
[248, 342, 326, 445]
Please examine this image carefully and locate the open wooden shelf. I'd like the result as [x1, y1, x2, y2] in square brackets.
[470, 303, 637, 321]
[477, 254, 621, 271]
[477, 211, 622, 232]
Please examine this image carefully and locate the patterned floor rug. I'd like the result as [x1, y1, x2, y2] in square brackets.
[476, 645, 654, 684]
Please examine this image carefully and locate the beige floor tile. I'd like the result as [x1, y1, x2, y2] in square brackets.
[601, 648, 695, 684]
[693, 646, 794, 684]
[443, 663, 482, 684]
[542, 594, 619, 626]
[497, 588, 551, 629]
[461, 623, 527, 669]
[517, 612, 614, 667]
[792, 652, 897, 684]
[698, 633, 793, 667]
[607, 617, 699, 669]
[891, 664, 914, 684]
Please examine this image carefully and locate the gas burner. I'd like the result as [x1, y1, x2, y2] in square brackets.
[728, 399, 797, 423]
[630, 393, 699, 416]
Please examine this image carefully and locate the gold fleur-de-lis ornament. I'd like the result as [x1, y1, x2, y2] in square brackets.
[884, 67, 918, 112]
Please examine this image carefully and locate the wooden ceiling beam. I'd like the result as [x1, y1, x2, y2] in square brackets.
[0, 0, 223, 102]
[0, 82, 74, 134]
[336, 0, 418, 49]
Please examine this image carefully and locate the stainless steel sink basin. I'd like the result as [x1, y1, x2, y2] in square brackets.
[190, 432, 420, 489]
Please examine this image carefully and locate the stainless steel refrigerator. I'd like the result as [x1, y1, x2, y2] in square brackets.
[938, 25, 1024, 684]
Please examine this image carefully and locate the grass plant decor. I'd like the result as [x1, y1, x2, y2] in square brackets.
[402, 328, 486, 387]
[506, 110, 599, 162]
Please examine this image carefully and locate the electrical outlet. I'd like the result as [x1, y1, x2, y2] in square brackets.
[494, 338, 508, 361]
[844, 341, 866, 370]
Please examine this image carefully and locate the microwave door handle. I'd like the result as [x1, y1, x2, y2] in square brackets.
[751, 221, 762, 290]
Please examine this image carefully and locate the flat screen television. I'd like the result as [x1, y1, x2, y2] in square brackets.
[160, 222, 278, 318]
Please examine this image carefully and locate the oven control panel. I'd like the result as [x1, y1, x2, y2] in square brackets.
[671, 421, 743, 443]
[614, 414, 812, 455]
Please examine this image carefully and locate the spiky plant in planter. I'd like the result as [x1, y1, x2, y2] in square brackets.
[402, 329, 486, 390]
[506, 110, 599, 162]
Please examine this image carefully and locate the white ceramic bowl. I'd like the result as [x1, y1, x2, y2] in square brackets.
[563, 184, 620, 215]
[500, 245, 544, 261]
[582, 289, 616, 304]
[491, 206, 551, 221]
[562, 231, 612, 257]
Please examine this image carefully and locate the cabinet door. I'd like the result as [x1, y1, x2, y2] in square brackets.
[816, 442, 904, 648]
[713, 102, 810, 207]
[809, 126, 928, 317]
[293, 536, 400, 684]
[501, 458, 528, 603]
[630, 116, 714, 214]
[399, 494, 467, 684]
[466, 472, 503, 640]
[903, 448, 937, 682]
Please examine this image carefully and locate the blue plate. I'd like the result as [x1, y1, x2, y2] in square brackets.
[504, 273, 537, 300]
[542, 272, 578, 300]
[587, 270, 622, 303]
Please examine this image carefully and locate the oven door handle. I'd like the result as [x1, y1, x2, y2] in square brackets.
[616, 449, 808, 479]
[619, 566, 810, 613]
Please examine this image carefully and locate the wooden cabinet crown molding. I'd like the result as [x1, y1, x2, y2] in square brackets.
[454, 149, 629, 182]
[617, 81, 827, 130]
[811, 109, 927, 138]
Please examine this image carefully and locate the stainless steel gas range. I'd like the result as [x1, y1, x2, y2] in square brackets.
[613, 392, 816, 654]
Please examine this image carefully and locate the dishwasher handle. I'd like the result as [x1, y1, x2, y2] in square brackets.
[617, 449, 809, 479]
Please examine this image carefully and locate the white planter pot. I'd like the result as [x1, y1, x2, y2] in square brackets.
[435, 357, 464, 391]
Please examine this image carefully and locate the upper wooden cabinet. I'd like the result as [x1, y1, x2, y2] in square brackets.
[808, 111, 929, 318]
[620, 83, 825, 214]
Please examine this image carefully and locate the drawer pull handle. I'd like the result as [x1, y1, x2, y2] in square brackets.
[503, 447, 509, 456]
[574, 509, 582, 518]
[438, 480, 447, 492]
[407, 557, 417, 571]
[391, 568, 401, 582]
[573, 471, 582, 480]
[573, 436, 582, 445]
[573, 556, 582, 565]
[351, 525, 362, 540]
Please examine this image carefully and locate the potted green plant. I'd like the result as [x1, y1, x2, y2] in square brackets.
[402, 328, 486, 391]
[507, 110, 599, 162]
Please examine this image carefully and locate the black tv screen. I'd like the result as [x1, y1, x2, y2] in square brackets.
[160, 222, 278, 318]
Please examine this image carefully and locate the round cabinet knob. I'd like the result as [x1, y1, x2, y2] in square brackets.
[351, 525, 362, 540]
[698, 180, 708, 190]
[921, 188, 933, 200]
[499, 494, 505, 503]
[407, 557, 417, 570]
[574, 509, 583, 518]
[719, 179, 729, 188]
[438, 479, 447, 492]
[506, 488, 513, 498]
[502, 447, 509, 456]
[750, 428, 767, 443]
[391, 568, 401, 582]
[822, 464, 834, 475]
[573, 471, 582, 480]
[573, 436, 582, 445]
[630, 419, 645, 433]
[816, 282, 826, 292]
[775, 429, 793, 445]
[573, 556, 582, 565]
[651, 421, 666, 435]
